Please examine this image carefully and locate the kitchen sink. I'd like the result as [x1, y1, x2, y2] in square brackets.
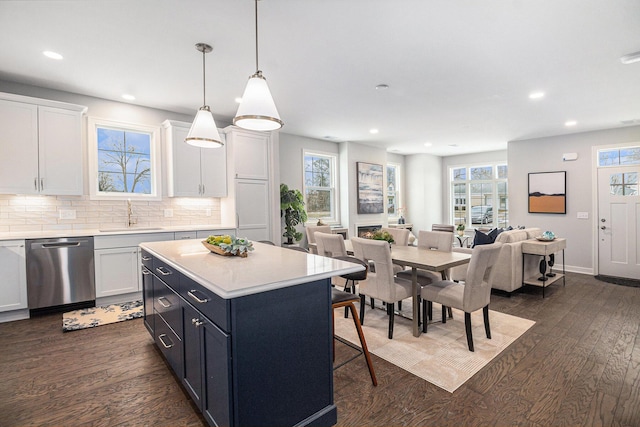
[99, 227, 166, 232]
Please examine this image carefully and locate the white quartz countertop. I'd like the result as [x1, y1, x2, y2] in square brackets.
[0, 224, 236, 241]
[140, 239, 365, 299]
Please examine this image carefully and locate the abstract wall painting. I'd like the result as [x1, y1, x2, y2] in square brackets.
[357, 162, 384, 214]
[528, 171, 566, 214]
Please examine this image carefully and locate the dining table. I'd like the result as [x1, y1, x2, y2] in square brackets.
[343, 240, 472, 337]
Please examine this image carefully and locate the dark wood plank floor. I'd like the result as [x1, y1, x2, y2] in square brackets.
[1, 272, 639, 426]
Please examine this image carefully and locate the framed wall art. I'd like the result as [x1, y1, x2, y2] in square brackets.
[357, 162, 384, 214]
[528, 171, 566, 214]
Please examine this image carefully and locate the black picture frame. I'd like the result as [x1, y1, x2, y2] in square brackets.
[528, 171, 566, 214]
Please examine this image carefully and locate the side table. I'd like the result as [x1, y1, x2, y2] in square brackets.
[521, 238, 566, 297]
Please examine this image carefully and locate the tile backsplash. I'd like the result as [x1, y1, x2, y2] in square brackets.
[0, 195, 222, 232]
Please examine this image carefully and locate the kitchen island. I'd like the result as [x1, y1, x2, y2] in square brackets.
[139, 239, 364, 427]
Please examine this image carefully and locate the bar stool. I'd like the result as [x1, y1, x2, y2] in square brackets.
[332, 288, 377, 386]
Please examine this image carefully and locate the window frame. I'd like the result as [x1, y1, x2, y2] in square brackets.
[386, 162, 402, 219]
[88, 117, 162, 201]
[449, 162, 508, 229]
[302, 149, 340, 225]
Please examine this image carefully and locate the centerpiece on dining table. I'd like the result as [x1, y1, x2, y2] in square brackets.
[363, 229, 395, 246]
[202, 234, 254, 257]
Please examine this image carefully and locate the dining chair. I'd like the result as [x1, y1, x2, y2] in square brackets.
[381, 227, 410, 279]
[397, 230, 455, 323]
[431, 224, 455, 233]
[331, 288, 377, 386]
[420, 242, 503, 351]
[351, 237, 413, 339]
[315, 232, 369, 318]
[305, 225, 332, 254]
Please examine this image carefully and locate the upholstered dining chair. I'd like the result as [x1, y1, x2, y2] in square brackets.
[305, 225, 332, 254]
[420, 242, 503, 351]
[380, 227, 410, 278]
[398, 230, 454, 286]
[351, 237, 413, 339]
[315, 232, 369, 318]
[431, 224, 455, 233]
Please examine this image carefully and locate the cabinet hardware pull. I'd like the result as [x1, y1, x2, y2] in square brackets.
[158, 334, 174, 349]
[34, 178, 38, 191]
[141, 256, 152, 261]
[202, 184, 205, 194]
[192, 318, 204, 327]
[40, 178, 44, 191]
[188, 290, 209, 304]
[141, 269, 151, 275]
[157, 297, 171, 308]
[156, 266, 172, 276]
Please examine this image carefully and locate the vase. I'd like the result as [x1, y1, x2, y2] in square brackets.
[457, 230, 464, 236]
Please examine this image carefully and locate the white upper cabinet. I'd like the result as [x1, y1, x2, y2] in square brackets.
[229, 129, 270, 180]
[163, 120, 227, 197]
[0, 94, 85, 195]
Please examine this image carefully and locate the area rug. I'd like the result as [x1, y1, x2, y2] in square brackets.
[62, 300, 143, 332]
[333, 300, 535, 393]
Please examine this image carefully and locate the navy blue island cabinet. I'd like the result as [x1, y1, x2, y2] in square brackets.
[139, 240, 356, 427]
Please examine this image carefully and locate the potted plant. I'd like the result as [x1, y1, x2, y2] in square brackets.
[363, 229, 395, 245]
[456, 223, 465, 236]
[280, 183, 308, 244]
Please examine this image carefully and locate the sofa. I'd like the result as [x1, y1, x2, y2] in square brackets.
[450, 227, 542, 293]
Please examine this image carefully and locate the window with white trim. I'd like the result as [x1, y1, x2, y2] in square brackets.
[303, 151, 338, 223]
[387, 163, 401, 218]
[451, 163, 508, 229]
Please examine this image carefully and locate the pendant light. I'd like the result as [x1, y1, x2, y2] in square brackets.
[233, 0, 283, 131]
[185, 43, 223, 148]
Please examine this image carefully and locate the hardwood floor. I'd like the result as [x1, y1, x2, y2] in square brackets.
[1, 272, 639, 426]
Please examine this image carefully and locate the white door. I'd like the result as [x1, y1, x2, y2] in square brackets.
[597, 166, 640, 278]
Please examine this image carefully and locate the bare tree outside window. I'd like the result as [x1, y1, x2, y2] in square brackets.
[97, 128, 151, 194]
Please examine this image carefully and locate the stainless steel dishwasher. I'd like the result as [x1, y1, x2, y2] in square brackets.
[26, 237, 95, 312]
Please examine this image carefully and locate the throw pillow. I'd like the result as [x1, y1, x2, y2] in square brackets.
[472, 230, 494, 247]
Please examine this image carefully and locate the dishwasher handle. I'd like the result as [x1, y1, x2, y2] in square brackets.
[41, 242, 82, 249]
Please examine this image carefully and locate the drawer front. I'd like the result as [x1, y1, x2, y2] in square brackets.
[153, 275, 182, 339]
[140, 249, 153, 269]
[152, 256, 180, 290]
[180, 275, 230, 332]
[175, 231, 197, 240]
[154, 311, 184, 379]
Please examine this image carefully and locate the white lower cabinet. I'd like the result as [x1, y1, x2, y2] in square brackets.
[95, 247, 141, 297]
[94, 232, 174, 299]
[0, 240, 27, 312]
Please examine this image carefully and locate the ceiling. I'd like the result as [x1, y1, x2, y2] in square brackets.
[1, 0, 639, 156]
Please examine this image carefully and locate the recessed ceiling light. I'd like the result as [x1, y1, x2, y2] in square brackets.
[565, 120, 577, 127]
[369, 129, 379, 134]
[424, 142, 433, 147]
[529, 91, 545, 99]
[43, 50, 63, 60]
[121, 94, 135, 101]
[448, 144, 459, 147]
[375, 84, 389, 90]
[620, 51, 640, 64]
[234, 97, 243, 104]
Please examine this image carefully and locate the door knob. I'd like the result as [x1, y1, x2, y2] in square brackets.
[600, 226, 606, 230]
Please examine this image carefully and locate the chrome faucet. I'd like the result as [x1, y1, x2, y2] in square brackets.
[127, 199, 137, 227]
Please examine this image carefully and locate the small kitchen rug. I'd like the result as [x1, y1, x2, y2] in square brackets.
[62, 300, 143, 332]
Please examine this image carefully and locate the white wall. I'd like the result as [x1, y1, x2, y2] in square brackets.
[405, 154, 443, 233]
[508, 125, 640, 274]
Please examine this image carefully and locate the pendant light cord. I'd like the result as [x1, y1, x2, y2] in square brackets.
[202, 47, 207, 106]
[254, 0, 259, 72]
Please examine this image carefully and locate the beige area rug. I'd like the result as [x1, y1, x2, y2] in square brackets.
[62, 300, 143, 332]
[334, 300, 535, 393]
